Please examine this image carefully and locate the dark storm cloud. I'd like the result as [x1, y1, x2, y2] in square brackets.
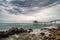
[6, 7, 22, 14]
[0, 0, 8, 7]
[8, 0, 60, 15]
[10, 0, 59, 7]
[10, 0, 32, 7]
[0, 0, 60, 15]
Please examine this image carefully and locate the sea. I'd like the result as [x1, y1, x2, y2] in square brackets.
[0, 23, 58, 40]
[0, 23, 56, 31]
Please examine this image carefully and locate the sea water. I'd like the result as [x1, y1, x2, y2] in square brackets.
[0, 23, 53, 31]
[0, 23, 57, 40]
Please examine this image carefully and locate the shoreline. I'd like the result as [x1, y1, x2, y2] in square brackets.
[0, 25, 60, 40]
[0, 25, 56, 31]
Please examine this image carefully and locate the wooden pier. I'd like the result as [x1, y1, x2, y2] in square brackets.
[33, 19, 60, 25]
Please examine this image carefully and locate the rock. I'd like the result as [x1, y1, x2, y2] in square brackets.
[49, 28, 56, 34]
[18, 33, 38, 40]
[0, 31, 9, 38]
[41, 28, 49, 31]
[28, 28, 33, 33]
[18, 28, 25, 33]
[43, 36, 49, 40]
[40, 32, 45, 36]
[3, 36, 17, 40]
[24, 29, 27, 33]
[0, 28, 29, 38]
[57, 25, 60, 30]
[7, 28, 18, 35]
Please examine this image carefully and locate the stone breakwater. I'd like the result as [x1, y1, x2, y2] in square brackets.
[0, 25, 60, 40]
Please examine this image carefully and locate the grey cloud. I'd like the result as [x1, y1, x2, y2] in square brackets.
[10, 0, 59, 7]
[10, 0, 32, 7]
[6, 7, 22, 15]
[0, 0, 8, 7]
[0, 0, 60, 15]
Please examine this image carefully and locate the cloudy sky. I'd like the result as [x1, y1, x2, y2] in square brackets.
[0, 0, 60, 23]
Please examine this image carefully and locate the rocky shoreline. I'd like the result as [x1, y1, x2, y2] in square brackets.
[0, 25, 60, 40]
[0, 28, 33, 38]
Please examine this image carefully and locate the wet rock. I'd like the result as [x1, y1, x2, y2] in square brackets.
[49, 28, 56, 34]
[41, 28, 50, 31]
[40, 32, 45, 36]
[28, 28, 33, 33]
[3, 36, 17, 40]
[0, 31, 9, 38]
[7, 28, 28, 35]
[18, 28, 25, 33]
[47, 25, 60, 40]
[57, 25, 60, 30]
[18, 33, 38, 40]
[1, 25, 60, 40]
[0, 28, 29, 38]
[24, 29, 27, 33]
[43, 36, 49, 40]
[7, 28, 18, 35]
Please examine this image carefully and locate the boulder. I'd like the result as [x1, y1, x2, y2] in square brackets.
[7, 28, 18, 35]
[17, 28, 27, 34]
[57, 25, 60, 30]
[28, 28, 33, 33]
[0, 31, 9, 38]
[40, 32, 45, 36]
[0, 28, 28, 38]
